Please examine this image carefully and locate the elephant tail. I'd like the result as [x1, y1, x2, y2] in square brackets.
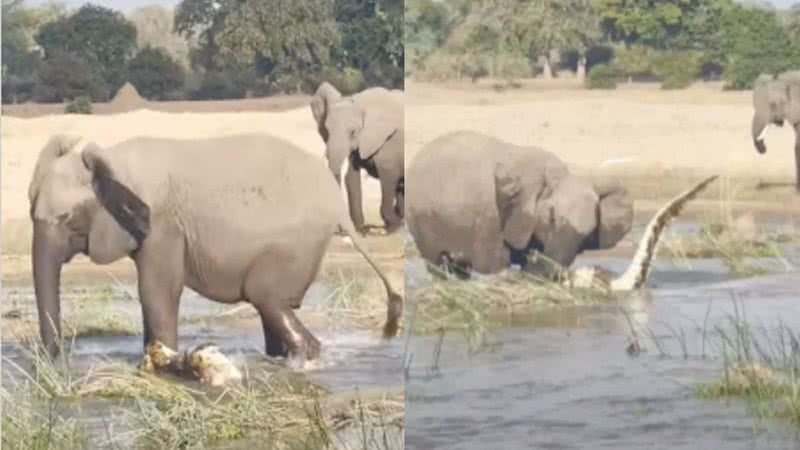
[337, 224, 403, 338]
[610, 175, 718, 291]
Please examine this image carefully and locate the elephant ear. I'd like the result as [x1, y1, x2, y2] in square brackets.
[28, 134, 84, 206]
[591, 178, 633, 249]
[358, 108, 397, 160]
[311, 82, 342, 142]
[81, 145, 151, 246]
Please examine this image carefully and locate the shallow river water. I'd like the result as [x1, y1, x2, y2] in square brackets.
[404, 250, 800, 450]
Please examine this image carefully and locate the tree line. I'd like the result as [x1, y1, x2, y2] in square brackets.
[406, 0, 800, 90]
[2, 0, 403, 104]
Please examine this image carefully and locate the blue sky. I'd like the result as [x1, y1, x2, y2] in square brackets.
[27, 0, 800, 13]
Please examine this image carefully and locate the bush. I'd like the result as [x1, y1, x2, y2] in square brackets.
[126, 46, 185, 100]
[615, 45, 655, 79]
[64, 96, 92, 114]
[586, 64, 620, 89]
[34, 52, 109, 102]
[652, 51, 702, 90]
[319, 66, 365, 95]
[188, 70, 254, 100]
[2, 76, 36, 104]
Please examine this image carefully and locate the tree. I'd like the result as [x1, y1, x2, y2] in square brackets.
[128, 5, 191, 69]
[334, 0, 404, 87]
[34, 51, 108, 102]
[126, 46, 185, 100]
[175, 0, 341, 93]
[720, 4, 800, 89]
[35, 4, 137, 92]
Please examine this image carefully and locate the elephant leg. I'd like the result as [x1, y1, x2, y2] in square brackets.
[379, 174, 403, 232]
[243, 240, 326, 365]
[134, 234, 185, 351]
[394, 179, 404, 219]
[257, 304, 320, 367]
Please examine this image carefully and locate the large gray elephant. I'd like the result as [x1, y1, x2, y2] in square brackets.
[28, 134, 402, 366]
[406, 131, 633, 278]
[311, 82, 404, 233]
[752, 71, 800, 191]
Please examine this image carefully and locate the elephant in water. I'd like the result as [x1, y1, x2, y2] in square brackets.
[28, 134, 402, 367]
[311, 82, 404, 233]
[752, 71, 800, 191]
[407, 131, 718, 290]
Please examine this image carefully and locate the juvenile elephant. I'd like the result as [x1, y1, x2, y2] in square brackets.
[752, 71, 800, 191]
[406, 131, 633, 278]
[28, 134, 403, 366]
[311, 82, 404, 233]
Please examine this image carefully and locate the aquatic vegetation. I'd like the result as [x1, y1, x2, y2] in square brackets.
[408, 268, 619, 349]
[696, 317, 800, 427]
[2, 335, 404, 449]
[664, 210, 797, 277]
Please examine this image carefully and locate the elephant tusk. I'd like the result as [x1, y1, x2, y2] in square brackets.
[757, 124, 770, 142]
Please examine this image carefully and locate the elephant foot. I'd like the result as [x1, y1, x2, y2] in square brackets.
[285, 335, 321, 370]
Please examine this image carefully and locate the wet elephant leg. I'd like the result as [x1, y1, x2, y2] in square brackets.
[257, 304, 320, 367]
[394, 178, 404, 219]
[243, 239, 326, 366]
[134, 232, 185, 351]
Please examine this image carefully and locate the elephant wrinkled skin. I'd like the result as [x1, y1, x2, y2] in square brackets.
[311, 82, 405, 233]
[28, 134, 403, 366]
[406, 131, 633, 278]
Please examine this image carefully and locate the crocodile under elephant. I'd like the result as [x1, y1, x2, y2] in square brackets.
[311, 82, 404, 233]
[27, 134, 403, 367]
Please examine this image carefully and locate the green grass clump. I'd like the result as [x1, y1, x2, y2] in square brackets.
[409, 268, 618, 349]
[697, 317, 800, 427]
[586, 64, 621, 89]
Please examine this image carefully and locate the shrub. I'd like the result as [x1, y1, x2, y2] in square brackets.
[586, 63, 620, 89]
[2, 76, 36, 104]
[126, 46, 185, 100]
[35, 52, 109, 102]
[652, 51, 702, 90]
[319, 66, 365, 95]
[64, 96, 92, 114]
[615, 45, 655, 80]
[188, 70, 254, 100]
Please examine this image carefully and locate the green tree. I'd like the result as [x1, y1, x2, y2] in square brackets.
[720, 4, 800, 89]
[35, 4, 137, 92]
[128, 5, 191, 69]
[126, 46, 185, 100]
[176, 0, 340, 93]
[34, 51, 109, 102]
[334, 0, 403, 88]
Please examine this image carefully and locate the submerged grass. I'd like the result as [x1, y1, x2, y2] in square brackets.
[408, 267, 619, 348]
[2, 333, 404, 449]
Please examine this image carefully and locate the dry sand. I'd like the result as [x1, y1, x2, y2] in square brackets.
[406, 79, 798, 183]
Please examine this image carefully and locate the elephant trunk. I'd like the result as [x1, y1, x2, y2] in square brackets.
[32, 220, 67, 357]
[752, 112, 770, 154]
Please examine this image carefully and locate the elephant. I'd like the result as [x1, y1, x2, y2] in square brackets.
[28, 134, 403, 366]
[752, 71, 800, 191]
[310, 82, 404, 233]
[406, 130, 634, 279]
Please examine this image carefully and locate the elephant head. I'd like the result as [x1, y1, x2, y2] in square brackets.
[498, 167, 633, 275]
[28, 135, 149, 356]
[752, 72, 800, 154]
[310, 83, 397, 187]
